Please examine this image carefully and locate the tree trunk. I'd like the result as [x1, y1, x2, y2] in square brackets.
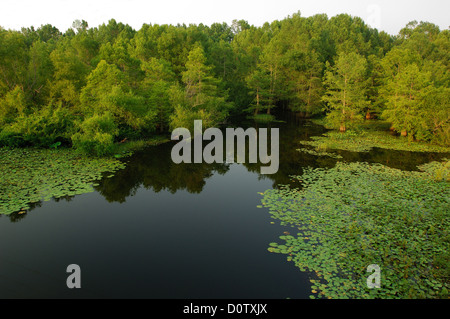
[307, 73, 312, 109]
[223, 56, 226, 79]
[255, 87, 259, 116]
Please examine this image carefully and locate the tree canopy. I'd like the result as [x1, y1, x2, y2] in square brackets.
[0, 14, 448, 154]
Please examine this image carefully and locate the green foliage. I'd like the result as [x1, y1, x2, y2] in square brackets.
[79, 60, 126, 114]
[0, 86, 27, 125]
[169, 45, 232, 131]
[302, 118, 450, 153]
[261, 161, 450, 299]
[139, 58, 177, 132]
[170, 104, 216, 132]
[0, 15, 448, 300]
[27, 40, 54, 106]
[47, 38, 92, 107]
[378, 27, 450, 145]
[246, 114, 277, 123]
[381, 63, 431, 140]
[71, 112, 118, 156]
[80, 60, 154, 133]
[0, 30, 29, 96]
[0, 103, 74, 147]
[322, 52, 369, 131]
[0, 14, 448, 154]
[245, 68, 272, 115]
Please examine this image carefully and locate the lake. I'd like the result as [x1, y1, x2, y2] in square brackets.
[0, 112, 444, 298]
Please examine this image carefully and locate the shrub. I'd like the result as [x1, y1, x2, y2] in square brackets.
[71, 112, 119, 156]
[0, 86, 26, 125]
[0, 103, 74, 147]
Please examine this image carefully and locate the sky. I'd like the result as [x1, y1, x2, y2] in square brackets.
[0, 0, 449, 35]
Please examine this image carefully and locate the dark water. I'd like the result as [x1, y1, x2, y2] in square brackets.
[0, 113, 446, 299]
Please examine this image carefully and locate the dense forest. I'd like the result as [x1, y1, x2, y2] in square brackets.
[0, 12, 449, 156]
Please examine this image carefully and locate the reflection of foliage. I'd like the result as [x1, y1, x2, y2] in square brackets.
[3, 201, 43, 222]
[94, 118, 329, 202]
[94, 142, 231, 202]
[0, 147, 125, 215]
[261, 161, 450, 299]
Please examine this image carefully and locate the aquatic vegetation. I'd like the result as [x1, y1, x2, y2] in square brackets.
[300, 130, 450, 153]
[246, 114, 283, 123]
[261, 161, 450, 299]
[112, 136, 170, 158]
[0, 148, 126, 215]
[418, 159, 450, 182]
[296, 147, 343, 159]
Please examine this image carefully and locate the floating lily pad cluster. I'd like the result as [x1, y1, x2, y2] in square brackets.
[296, 147, 343, 159]
[261, 161, 450, 299]
[418, 159, 450, 182]
[0, 148, 126, 215]
[300, 131, 450, 153]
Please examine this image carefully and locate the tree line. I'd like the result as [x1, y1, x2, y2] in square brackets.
[0, 12, 448, 155]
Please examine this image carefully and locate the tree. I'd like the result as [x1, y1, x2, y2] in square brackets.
[26, 40, 54, 106]
[170, 45, 231, 131]
[283, 49, 324, 117]
[1, 15, 449, 153]
[420, 85, 450, 144]
[231, 20, 251, 35]
[208, 39, 234, 82]
[48, 39, 91, 108]
[245, 67, 272, 115]
[381, 63, 433, 139]
[0, 30, 28, 96]
[36, 24, 61, 43]
[365, 54, 384, 119]
[257, 39, 284, 114]
[139, 58, 177, 132]
[0, 86, 26, 125]
[322, 52, 369, 131]
[97, 37, 142, 87]
[80, 60, 151, 134]
[72, 20, 89, 34]
[71, 112, 119, 156]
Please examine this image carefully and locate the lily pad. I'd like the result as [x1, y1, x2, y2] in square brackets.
[0, 147, 126, 215]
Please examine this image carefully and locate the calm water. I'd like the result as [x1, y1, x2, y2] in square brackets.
[0, 112, 446, 299]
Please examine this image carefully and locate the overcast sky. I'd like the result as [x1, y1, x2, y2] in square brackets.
[1, 0, 449, 35]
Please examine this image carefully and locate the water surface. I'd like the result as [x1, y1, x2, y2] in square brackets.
[0, 114, 445, 298]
